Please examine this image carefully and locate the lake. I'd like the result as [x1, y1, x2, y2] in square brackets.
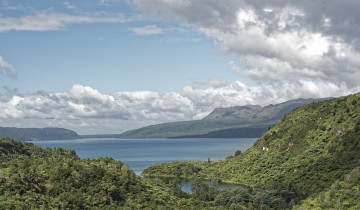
[30, 138, 257, 175]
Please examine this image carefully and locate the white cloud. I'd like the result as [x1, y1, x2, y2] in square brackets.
[0, 11, 127, 32]
[0, 56, 16, 78]
[132, 0, 360, 88]
[129, 25, 164, 36]
[229, 61, 242, 74]
[62, 2, 76, 10]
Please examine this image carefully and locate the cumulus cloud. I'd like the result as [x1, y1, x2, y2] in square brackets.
[129, 25, 164, 36]
[132, 0, 360, 88]
[0, 56, 16, 78]
[0, 83, 357, 134]
[0, 11, 127, 32]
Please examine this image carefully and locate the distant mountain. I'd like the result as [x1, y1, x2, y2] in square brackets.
[170, 126, 269, 139]
[119, 98, 330, 139]
[203, 98, 330, 122]
[0, 127, 80, 141]
[203, 104, 263, 120]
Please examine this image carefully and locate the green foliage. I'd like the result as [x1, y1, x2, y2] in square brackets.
[298, 167, 360, 209]
[234, 150, 242, 157]
[0, 138, 208, 209]
[0, 147, 143, 208]
[214, 187, 300, 209]
[0, 137, 78, 161]
[191, 176, 218, 201]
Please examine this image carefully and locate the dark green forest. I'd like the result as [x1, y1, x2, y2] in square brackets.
[0, 138, 208, 209]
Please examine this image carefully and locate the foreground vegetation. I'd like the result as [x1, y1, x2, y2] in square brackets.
[143, 93, 360, 208]
[0, 138, 210, 209]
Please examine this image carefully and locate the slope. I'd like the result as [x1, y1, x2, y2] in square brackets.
[143, 93, 360, 207]
[298, 167, 360, 209]
[0, 138, 209, 209]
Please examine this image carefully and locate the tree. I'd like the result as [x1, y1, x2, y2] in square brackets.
[191, 176, 218, 201]
[234, 150, 242, 157]
[171, 173, 183, 196]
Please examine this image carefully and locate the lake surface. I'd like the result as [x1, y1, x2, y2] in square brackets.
[30, 138, 257, 175]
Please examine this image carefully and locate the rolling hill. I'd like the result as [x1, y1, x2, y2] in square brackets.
[0, 138, 204, 209]
[0, 127, 80, 141]
[119, 98, 329, 139]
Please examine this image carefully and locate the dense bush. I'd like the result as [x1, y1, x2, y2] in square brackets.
[0, 138, 206, 209]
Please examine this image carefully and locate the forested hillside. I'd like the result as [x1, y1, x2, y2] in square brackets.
[0, 138, 206, 209]
[143, 93, 360, 209]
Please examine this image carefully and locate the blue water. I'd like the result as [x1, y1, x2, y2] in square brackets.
[30, 138, 257, 175]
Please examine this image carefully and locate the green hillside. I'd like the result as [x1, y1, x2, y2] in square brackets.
[0, 127, 79, 141]
[143, 93, 360, 208]
[119, 98, 327, 139]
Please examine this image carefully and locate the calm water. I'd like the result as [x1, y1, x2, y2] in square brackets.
[159, 177, 248, 193]
[30, 138, 257, 175]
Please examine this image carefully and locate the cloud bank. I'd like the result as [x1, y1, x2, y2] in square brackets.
[1, 83, 357, 134]
[0, 11, 127, 33]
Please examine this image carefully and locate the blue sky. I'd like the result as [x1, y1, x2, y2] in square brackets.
[1, 0, 360, 134]
[0, 0, 241, 94]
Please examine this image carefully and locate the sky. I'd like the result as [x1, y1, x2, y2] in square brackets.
[1, 0, 360, 134]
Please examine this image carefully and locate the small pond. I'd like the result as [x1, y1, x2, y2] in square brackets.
[154, 177, 249, 194]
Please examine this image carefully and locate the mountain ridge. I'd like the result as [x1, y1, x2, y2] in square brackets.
[119, 97, 330, 139]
